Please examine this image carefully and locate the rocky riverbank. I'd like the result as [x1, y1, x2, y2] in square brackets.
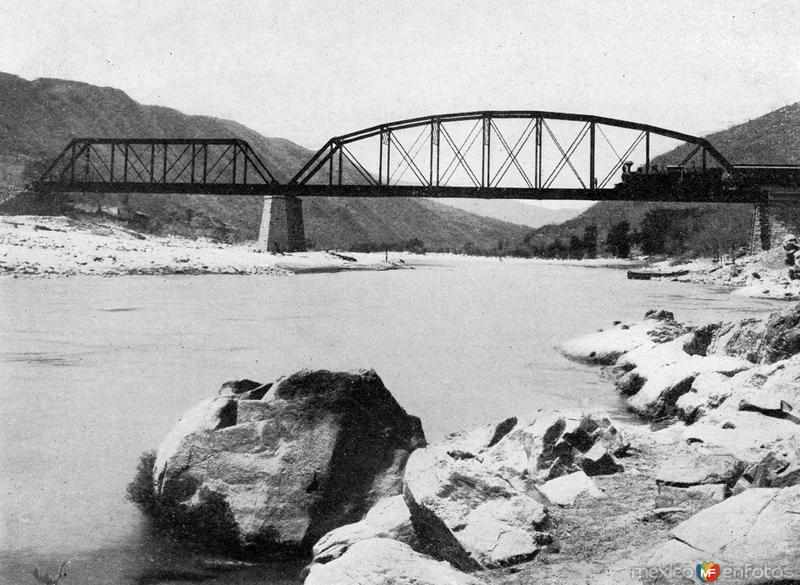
[0, 215, 408, 276]
[132, 305, 800, 584]
[644, 248, 800, 301]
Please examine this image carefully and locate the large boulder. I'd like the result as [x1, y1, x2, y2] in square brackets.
[152, 369, 426, 552]
[402, 445, 551, 571]
[305, 538, 486, 585]
[645, 486, 800, 583]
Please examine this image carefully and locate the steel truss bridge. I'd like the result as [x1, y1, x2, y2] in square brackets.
[36, 110, 799, 203]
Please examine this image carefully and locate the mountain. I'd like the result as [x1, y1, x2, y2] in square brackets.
[433, 199, 587, 228]
[0, 72, 528, 250]
[524, 102, 800, 256]
[651, 102, 800, 167]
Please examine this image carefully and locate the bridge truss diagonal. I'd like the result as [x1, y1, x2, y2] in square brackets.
[288, 110, 734, 201]
[38, 138, 279, 195]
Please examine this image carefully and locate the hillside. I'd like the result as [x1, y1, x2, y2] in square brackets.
[524, 102, 800, 256]
[433, 198, 587, 228]
[651, 102, 800, 167]
[0, 72, 528, 250]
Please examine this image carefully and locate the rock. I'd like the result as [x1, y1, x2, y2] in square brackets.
[683, 322, 722, 356]
[655, 447, 744, 488]
[730, 475, 752, 496]
[744, 451, 800, 488]
[721, 355, 800, 420]
[626, 355, 751, 419]
[676, 359, 788, 427]
[616, 336, 692, 373]
[654, 483, 726, 511]
[641, 506, 689, 522]
[153, 369, 426, 551]
[681, 410, 800, 461]
[539, 471, 604, 506]
[708, 303, 800, 364]
[311, 495, 417, 565]
[218, 378, 271, 399]
[675, 371, 733, 422]
[441, 416, 517, 459]
[646, 487, 800, 574]
[402, 445, 551, 571]
[305, 538, 487, 585]
[706, 319, 763, 363]
[558, 317, 687, 365]
[577, 442, 624, 476]
[478, 413, 566, 488]
[153, 396, 238, 482]
[644, 309, 675, 322]
[483, 411, 626, 487]
[739, 398, 799, 422]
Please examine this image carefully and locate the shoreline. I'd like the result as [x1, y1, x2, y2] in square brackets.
[0, 214, 641, 279]
[304, 306, 799, 584]
[138, 302, 800, 585]
[0, 215, 409, 277]
[4, 214, 797, 303]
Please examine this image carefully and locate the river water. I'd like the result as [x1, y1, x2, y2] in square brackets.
[0, 258, 785, 584]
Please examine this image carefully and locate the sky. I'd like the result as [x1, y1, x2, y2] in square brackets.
[1, 0, 798, 207]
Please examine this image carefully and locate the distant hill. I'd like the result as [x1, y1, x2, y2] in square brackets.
[0, 72, 528, 250]
[524, 102, 800, 256]
[651, 102, 800, 167]
[433, 198, 587, 228]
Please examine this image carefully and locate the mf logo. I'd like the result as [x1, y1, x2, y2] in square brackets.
[696, 562, 721, 582]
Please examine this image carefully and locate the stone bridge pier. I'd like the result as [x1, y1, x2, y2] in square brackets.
[751, 197, 800, 253]
[258, 195, 306, 252]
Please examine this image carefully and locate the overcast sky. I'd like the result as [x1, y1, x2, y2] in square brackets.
[1, 0, 798, 206]
[3, 0, 798, 146]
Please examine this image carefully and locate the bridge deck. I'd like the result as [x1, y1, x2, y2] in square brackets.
[37, 181, 766, 203]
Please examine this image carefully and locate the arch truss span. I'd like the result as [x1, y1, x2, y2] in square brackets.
[289, 110, 734, 199]
[37, 138, 279, 195]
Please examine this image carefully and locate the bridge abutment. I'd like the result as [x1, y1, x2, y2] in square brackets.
[258, 195, 306, 252]
[751, 197, 800, 252]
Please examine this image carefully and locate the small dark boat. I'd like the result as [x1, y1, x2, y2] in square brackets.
[627, 269, 690, 280]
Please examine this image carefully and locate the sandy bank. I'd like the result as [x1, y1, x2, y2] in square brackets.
[0, 215, 642, 278]
[0, 216, 408, 277]
[643, 249, 800, 301]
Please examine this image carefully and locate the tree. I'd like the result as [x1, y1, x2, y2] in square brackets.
[568, 235, 584, 259]
[582, 224, 598, 259]
[21, 155, 53, 188]
[606, 220, 631, 258]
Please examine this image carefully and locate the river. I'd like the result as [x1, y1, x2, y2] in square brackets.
[0, 257, 785, 584]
